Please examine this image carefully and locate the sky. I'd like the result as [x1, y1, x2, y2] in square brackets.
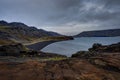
[0, 0, 120, 35]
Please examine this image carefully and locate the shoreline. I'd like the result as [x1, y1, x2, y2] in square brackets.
[0, 42, 120, 80]
[26, 38, 74, 51]
[26, 40, 58, 51]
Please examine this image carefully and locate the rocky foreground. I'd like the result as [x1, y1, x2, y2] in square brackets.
[0, 54, 119, 80]
[0, 42, 120, 80]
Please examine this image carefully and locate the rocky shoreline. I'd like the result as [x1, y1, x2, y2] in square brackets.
[0, 54, 120, 80]
[72, 42, 120, 58]
[0, 42, 120, 80]
[26, 36, 74, 51]
[0, 43, 67, 58]
[0, 36, 74, 57]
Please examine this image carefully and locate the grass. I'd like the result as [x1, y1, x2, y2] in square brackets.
[25, 57, 67, 62]
[0, 26, 9, 29]
[0, 39, 16, 45]
[24, 36, 73, 45]
[0, 26, 73, 45]
[0, 57, 68, 62]
[44, 57, 67, 61]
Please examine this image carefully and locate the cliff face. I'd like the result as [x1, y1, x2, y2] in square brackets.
[75, 29, 120, 37]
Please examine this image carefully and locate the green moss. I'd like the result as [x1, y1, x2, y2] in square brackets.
[44, 57, 67, 61]
[0, 39, 16, 45]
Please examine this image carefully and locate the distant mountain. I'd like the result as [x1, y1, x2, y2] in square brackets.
[75, 29, 120, 37]
[0, 20, 62, 44]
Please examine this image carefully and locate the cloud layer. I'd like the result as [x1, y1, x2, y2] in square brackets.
[0, 0, 120, 35]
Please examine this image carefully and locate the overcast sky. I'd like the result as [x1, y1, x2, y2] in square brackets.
[0, 0, 120, 35]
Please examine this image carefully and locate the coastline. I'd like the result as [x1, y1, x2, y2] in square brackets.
[0, 42, 120, 80]
[26, 36, 74, 51]
[26, 40, 58, 51]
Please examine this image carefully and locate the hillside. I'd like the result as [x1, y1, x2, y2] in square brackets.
[75, 29, 120, 37]
[0, 20, 62, 44]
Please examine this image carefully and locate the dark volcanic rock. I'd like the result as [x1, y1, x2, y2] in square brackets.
[89, 53, 120, 73]
[71, 51, 98, 59]
[0, 43, 28, 56]
[89, 42, 120, 52]
[38, 51, 66, 58]
[72, 42, 120, 58]
[71, 42, 120, 80]
[0, 43, 66, 58]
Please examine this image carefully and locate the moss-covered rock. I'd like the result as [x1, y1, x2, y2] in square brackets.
[89, 42, 120, 52]
[0, 43, 67, 58]
[71, 51, 99, 59]
[72, 42, 120, 58]
[0, 43, 29, 56]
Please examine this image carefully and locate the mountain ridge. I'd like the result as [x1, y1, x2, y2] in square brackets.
[75, 28, 120, 37]
[0, 20, 62, 45]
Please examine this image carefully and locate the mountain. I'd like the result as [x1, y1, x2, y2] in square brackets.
[75, 29, 120, 37]
[0, 20, 62, 44]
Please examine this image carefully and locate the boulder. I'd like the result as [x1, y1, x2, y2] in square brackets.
[0, 43, 28, 56]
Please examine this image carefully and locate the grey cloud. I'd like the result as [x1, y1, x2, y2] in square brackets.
[54, 0, 81, 10]
[0, 0, 120, 35]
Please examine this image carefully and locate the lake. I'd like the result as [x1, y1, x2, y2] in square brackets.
[41, 37, 120, 57]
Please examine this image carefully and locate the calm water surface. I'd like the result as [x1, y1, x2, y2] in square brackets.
[41, 37, 120, 57]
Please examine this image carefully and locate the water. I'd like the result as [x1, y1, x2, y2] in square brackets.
[41, 37, 120, 57]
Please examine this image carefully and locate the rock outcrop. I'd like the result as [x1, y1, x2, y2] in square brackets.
[89, 42, 120, 52]
[0, 43, 28, 56]
[72, 42, 120, 58]
[70, 42, 120, 80]
[0, 43, 66, 58]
